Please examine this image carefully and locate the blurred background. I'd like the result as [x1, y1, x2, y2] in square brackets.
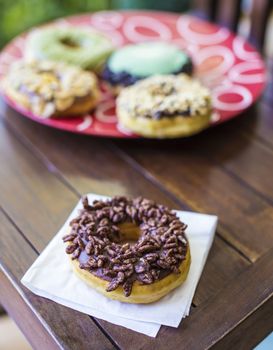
[0, 0, 272, 55]
[0, 0, 190, 48]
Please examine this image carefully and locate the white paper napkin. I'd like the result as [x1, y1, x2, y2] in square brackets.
[22, 193, 217, 337]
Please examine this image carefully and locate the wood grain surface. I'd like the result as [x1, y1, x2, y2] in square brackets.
[0, 209, 116, 350]
[0, 69, 273, 348]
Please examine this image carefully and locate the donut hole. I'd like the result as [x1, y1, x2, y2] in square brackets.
[60, 37, 80, 49]
[118, 222, 141, 245]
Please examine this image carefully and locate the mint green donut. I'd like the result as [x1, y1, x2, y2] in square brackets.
[26, 27, 114, 70]
[108, 42, 190, 77]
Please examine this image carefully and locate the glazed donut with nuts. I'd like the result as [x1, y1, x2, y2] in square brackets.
[117, 74, 211, 138]
[63, 196, 191, 304]
[2, 60, 100, 118]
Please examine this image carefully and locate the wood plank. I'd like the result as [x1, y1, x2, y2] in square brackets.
[5, 99, 273, 232]
[193, 237, 249, 305]
[234, 102, 273, 149]
[116, 139, 273, 261]
[0, 113, 252, 348]
[212, 295, 273, 350]
[215, 0, 242, 32]
[0, 120, 78, 251]
[249, 0, 272, 52]
[165, 246, 273, 350]
[174, 111, 273, 202]
[210, 138, 273, 203]
[0, 112, 250, 306]
[100, 246, 273, 350]
[0, 271, 59, 350]
[0, 104, 180, 206]
[0, 209, 116, 350]
[3, 103, 273, 262]
[256, 102, 273, 147]
[3, 102, 272, 261]
[209, 138, 273, 202]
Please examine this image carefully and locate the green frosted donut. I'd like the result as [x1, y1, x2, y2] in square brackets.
[102, 42, 193, 91]
[108, 42, 191, 76]
[26, 26, 114, 71]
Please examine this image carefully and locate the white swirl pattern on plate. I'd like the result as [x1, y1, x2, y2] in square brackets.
[95, 100, 117, 123]
[117, 122, 134, 136]
[123, 15, 172, 42]
[100, 82, 114, 101]
[195, 45, 235, 77]
[213, 84, 253, 111]
[176, 15, 229, 45]
[89, 12, 125, 46]
[54, 19, 71, 27]
[12, 37, 26, 51]
[90, 11, 123, 31]
[76, 115, 93, 131]
[106, 30, 124, 47]
[211, 111, 221, 122]
[171, 38, 199, 57]
[233, 36, 260, 61]
[228, 61, 266, 84]
[0, 52, 18, 64]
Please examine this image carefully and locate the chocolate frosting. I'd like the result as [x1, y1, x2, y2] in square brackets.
[63, 196, 188, 297]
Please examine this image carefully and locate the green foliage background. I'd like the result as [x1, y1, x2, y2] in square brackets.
[0, 0, 189, 48]
[0, 0, 110, 48]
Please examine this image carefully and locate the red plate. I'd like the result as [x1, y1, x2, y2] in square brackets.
[0, 11, 266, 138]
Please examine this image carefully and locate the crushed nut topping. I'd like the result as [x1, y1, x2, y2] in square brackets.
[63, 196, 188, 297]
[117, 74, 211, 120]
[4, 60, 98, 118]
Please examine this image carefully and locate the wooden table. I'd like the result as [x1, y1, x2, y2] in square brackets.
[0, 72, 273, 350]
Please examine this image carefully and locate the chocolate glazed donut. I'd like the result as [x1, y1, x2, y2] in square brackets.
[63, 196, 191, 304]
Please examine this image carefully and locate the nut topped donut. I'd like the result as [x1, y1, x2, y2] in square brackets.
[2, 60, 100, 118]
[116, 74, 211, 138]
[63, 196, 191, 304]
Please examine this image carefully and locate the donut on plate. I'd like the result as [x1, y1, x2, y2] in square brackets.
[101, 42, 193, 95]
[116, 74, 212, 138]
[2, 60, 100, 119]
[25, 26, 114, 72]
[63, 196, 191, 304]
